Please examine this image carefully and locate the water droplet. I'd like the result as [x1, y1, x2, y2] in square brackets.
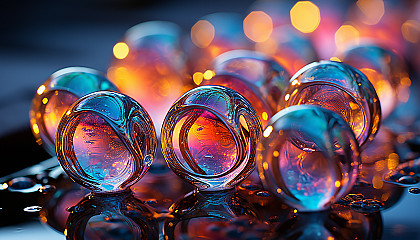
[66, 206, 85, 213]
[8, 177, 35, 190]
[408, 188, 420, 194]
[349, 199, 384, 213]
[397, 176, 420, 185]
[39, 185, 56, 193]
[239, 183, 261, 191]
[337, 193, 364, 206]
[255, 191, 271, 197]
[24, 206, 42, 212]
[354, 180, 372, 188]
[145, 199, 158, 206]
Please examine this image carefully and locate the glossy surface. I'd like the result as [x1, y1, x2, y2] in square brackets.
[257, 105, 360, 211]
[66, 190, 158, 240]
[342, 44, 410, 118]
[56, 91, 156, 192]
[161, 86, 262, 191]
[202, 50, 290, 127]
[281, 60, 381, 149]
[163, 189, 258, 240]
[29, 67, 119, 155]
[107, 21, 187, 134]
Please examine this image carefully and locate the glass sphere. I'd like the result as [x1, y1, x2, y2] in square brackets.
[56, 91, 156, 193]
[281, 60, 381, 149]
[30, 67, 119, 155]
[201, 50, 290, 127]
[342, 44, 410, 118]
[107, 21, 187, 134]
[161, 86, 262, 191]
[257, 105, 360, 211]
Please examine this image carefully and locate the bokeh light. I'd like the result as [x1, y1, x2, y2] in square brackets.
[191, 20, 215, 48]
[290, 1, 321, 33]
[243, 11, 273, 42]
[113, 42, 130, 60]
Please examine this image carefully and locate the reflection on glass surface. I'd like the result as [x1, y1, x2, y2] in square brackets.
[269, 204, 383, 240]
[163, 189, 260, 240]
[66, 190, 158, 240]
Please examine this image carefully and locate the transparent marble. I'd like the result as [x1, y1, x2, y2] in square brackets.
[201, 50, 290, 127]
[30, 67, 119, 155]
[257, 105, 360, 211]
[107, 21, 187, 135]
[281, 60, 381, 149]
[342, 44, 410, 118]
[65, 190, 158, 240]
[161, 86, 262, 191]
[56, 91, 156, 193]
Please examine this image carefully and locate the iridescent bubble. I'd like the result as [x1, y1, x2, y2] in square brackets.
[56, 91, 156, 193]
[257, 105, 360, 211]
[30, 67, 119, 155]
[161, 86, 262, 191]
[107, 21, 187, 134]
[201, 50, 290, 127]
[342, 44, 410, 118]
[281, 60, 381, 149]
